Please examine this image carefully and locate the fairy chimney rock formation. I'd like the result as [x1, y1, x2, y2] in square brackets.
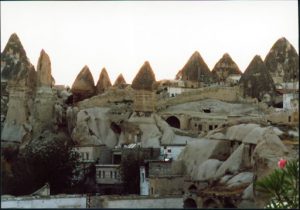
[264, 37, 299, 84]
[131, 61, 156, 91]
[37, 49, 52, 87]
[178, 51, 213, 84]
[71, 65, 95, 102]
[96, 68, 112, 94]
[1, 33, 36, 143]
[1, 33, 36, 89]
[113, 73, 127, 88]
[239, 55, 275, 102]
[212, 53, 242, 83]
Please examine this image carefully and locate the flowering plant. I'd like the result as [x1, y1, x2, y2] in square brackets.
[255, 159, 299, 209]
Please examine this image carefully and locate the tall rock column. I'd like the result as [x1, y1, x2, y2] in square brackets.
[1, 33, 36, 144]
[32, 50, 56, 137]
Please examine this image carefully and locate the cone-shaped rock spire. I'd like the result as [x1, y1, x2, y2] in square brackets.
[1, 33, 36, 88]
[178, 51, 213, 83]
[71, 65, 95, 102]
[264, 37, 299, 83]
[96, 68, 112, 94]
[212, 53, 242, 82]
[239, 55, 275, 101]
[113, 73, 127, 88]
[37, 49, 53, 87]
[131, 61, 156, 91]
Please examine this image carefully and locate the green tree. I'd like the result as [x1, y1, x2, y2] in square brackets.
[255, 159, 299, 209]
[2, 131, 80, 195]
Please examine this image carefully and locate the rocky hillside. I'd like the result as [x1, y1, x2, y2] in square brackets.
[211, 53, 242, 83]
[264, 37, 299, 84]
[177, 51, 214, 84]
[239, 55, 275, 102]
[131, 61, 156, 91]
[96, 68, 112, 94]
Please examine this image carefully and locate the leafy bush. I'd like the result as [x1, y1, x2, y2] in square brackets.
[255, 159, 299, 209]
[1, 131, 80, 195]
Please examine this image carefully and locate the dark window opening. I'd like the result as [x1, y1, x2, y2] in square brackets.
[288, 116, 291, 122]
[203, 108, 211, 113]
[110, 122, 122, 134]
[166, 116, 180, 129]
[209, 125, 213, 130]
[113, 154, 121, 164]
[198, 124, 202, 131]
[184, 198, 197, 208]
[188, 185, 197, 194]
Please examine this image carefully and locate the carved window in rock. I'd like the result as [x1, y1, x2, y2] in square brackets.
[188, 184, 197, 194]
[110, 171, 113, 178]
[99, 170, 101, 178]
[86, 152, 89, 160]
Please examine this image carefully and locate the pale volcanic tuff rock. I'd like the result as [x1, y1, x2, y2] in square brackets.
[71, 107, 118, 148]
[71, 65, 95, 102]
[264, 37, 299, 83]
[177, 51, 214, 83]
[131, 61, 156, 91]
[1, 33, 36, 143]
[1, 33, 36, 89]
[211, 53, 242, 82]
[96, 68, 112, 94]
[239, 55, 275, 102]
[113, 73, 127, 88]
[36, 49, 53, 87]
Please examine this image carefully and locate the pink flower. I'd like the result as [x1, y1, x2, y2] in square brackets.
[278, 158, 287, 169]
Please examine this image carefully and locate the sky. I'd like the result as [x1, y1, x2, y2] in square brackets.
[1, 1, 298, 86]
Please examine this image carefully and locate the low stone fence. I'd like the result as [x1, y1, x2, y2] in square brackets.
[89, 195, 183, 208]
[1, 194, 87, 208]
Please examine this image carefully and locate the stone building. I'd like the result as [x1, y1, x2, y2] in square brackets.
[96, 164, 122, 184]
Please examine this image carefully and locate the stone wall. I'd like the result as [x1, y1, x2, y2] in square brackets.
[133, 90, 156, 112]
[267, 110, 298, 125]
[149, 161, 173, 177]
[1, 195, 87, 208]
[89, 195, 183, 208]
[157, 86, 241, 110]
[149, 176, 184, 196]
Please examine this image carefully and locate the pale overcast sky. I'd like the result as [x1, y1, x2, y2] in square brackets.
[1, 1, 298, 86]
